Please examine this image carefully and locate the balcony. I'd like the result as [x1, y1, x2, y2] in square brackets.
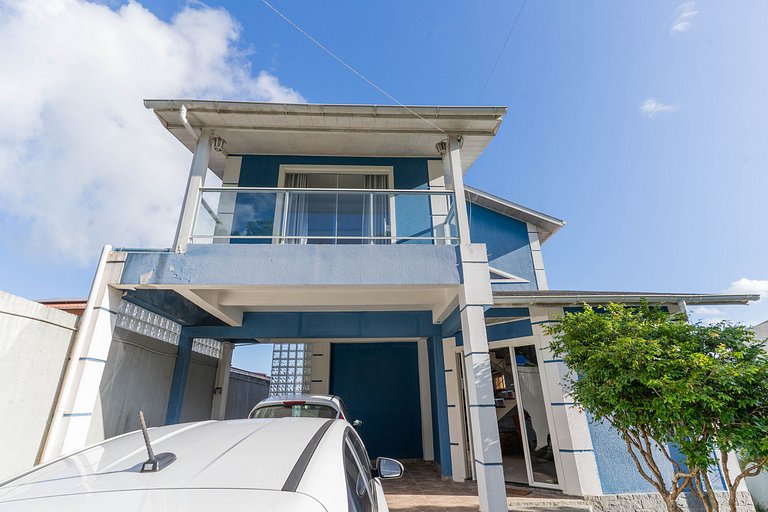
[190, 188, 459, 245]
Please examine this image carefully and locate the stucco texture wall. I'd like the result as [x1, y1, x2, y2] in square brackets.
[588, 415, 726, 495]
[0, 291, 77, 480]
[467, 203, 536, 290]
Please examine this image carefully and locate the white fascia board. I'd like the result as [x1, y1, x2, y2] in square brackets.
[493, 293, 760, 306]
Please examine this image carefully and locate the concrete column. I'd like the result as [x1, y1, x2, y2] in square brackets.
[530, 305, 602, 496]
[458, 244, 506, 512]
[166, 332, 194, 424]
[417, 338, 435, 461]
[41, 246, 126, 460]
[174, 129, 212, 252]
[309, 342, 331, 394]
[210, 341, 233, 420]
[443, 135, 472, 243]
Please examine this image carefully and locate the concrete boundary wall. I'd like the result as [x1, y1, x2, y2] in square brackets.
[85, 327, 220, 444]
[0, 291, 78, 480]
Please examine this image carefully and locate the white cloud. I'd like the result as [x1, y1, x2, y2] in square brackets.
[0, 0, 304, 263]
[640, 98, 679, 118]
[725, 278, 768, 299]
[689, 306, 723, 317]
[689, 278, 768, 328]
[671, 2, 699, 34]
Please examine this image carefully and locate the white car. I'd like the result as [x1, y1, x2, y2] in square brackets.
[249, 394, 363, 427]
[0, 418, 402, 511]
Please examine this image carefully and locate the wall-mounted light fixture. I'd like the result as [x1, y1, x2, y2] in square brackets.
[435, 140, 447, 156]
[212, 135, 227, 153]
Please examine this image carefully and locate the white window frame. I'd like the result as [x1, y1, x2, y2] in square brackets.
[274, 164, 397, 244]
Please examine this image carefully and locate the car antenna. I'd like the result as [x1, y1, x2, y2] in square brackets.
[138, 411, 176, 472]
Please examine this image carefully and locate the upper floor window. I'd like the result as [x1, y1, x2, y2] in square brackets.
[279, 166, 392, 245]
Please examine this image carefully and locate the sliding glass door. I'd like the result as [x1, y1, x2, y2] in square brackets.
[490, 344, 559, 487]
[282, 172, 390, 244]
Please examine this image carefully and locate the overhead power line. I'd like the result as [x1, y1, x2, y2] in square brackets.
[476, 0, 528, 104]
[261, 0, 446, 135]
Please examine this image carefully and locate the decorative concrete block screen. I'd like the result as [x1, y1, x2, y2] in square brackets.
[269, 343, 312, 395]
[116, 300, 221, 358]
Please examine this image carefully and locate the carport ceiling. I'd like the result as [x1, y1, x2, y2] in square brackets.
[156, 285, 461, 327]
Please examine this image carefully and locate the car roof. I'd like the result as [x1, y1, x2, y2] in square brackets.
[0, 418, 347, 506]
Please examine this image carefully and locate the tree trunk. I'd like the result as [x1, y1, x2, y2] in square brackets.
[663, 494, 683, 512]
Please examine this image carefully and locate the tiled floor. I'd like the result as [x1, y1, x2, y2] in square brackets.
[382, 460, 578, 512]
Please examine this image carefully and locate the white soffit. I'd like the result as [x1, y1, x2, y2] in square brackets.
[144, 100, 506, 176]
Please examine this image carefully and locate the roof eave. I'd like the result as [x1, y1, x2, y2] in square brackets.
[493, 292, 760, 306]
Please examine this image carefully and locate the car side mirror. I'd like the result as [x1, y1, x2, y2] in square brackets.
[374, 457, 403, 479]
[352, 419, 363, 428]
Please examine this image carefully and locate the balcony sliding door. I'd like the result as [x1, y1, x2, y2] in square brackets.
[282, 172, 389, 244]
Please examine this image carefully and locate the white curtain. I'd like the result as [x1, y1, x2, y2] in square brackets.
[284, 173, 308, 244]
[364, 174, 389, 244]
[283, 171, 389, 245]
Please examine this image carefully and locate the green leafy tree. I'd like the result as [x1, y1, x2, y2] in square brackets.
[546, 303, 768, 512]
[679, 323, 768, 512]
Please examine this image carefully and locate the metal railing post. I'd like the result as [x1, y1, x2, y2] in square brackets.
[280, 191, 290, 244]
[369, 191, 375, 245]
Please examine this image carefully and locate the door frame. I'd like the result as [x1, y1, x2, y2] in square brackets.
[449, 336, 564, 490]
[488, 336, 564, 490]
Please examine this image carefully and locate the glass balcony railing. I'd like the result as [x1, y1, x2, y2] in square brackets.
[191, 187, 459, 245]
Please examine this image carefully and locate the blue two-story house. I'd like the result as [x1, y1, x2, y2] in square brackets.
[41, 100, 757, 512]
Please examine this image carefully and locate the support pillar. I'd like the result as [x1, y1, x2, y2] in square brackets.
[443, 133, 506, 511]
[174, 128, 212, 252]
[459, 281, 507, 512]
[166, 332, 193, 424]
[309, 342, 331, 394]
[442, 135, 472, 243]
[40, 246, 126, 461]
[210, 341, 233, 420]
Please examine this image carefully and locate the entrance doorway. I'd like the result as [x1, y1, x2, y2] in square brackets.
[489, 344, 559, 487]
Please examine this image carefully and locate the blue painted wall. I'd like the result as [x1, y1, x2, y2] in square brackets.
[467, 203, 537, 290]
[330, 342, 423, 459]
[233, 155, 434, 244]
[588, 413, 726, 494]
[121, 244, 461, 288]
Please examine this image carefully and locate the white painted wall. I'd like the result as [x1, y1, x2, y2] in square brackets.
[0, 291, 78, 480]
[84, 328, 220, 445]
[85, 328, 175, 445]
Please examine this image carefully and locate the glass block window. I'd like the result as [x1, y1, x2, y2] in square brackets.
[192, 338, 221, 358]
[116, 300, 221, 357]
[117, 300, 181, 345]
[269, 343, 312, 396]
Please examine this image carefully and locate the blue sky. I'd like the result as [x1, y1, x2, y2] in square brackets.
[1, 0, 766, 374]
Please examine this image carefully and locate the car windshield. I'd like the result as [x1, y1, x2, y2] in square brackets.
[250, 403, 338, 419]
